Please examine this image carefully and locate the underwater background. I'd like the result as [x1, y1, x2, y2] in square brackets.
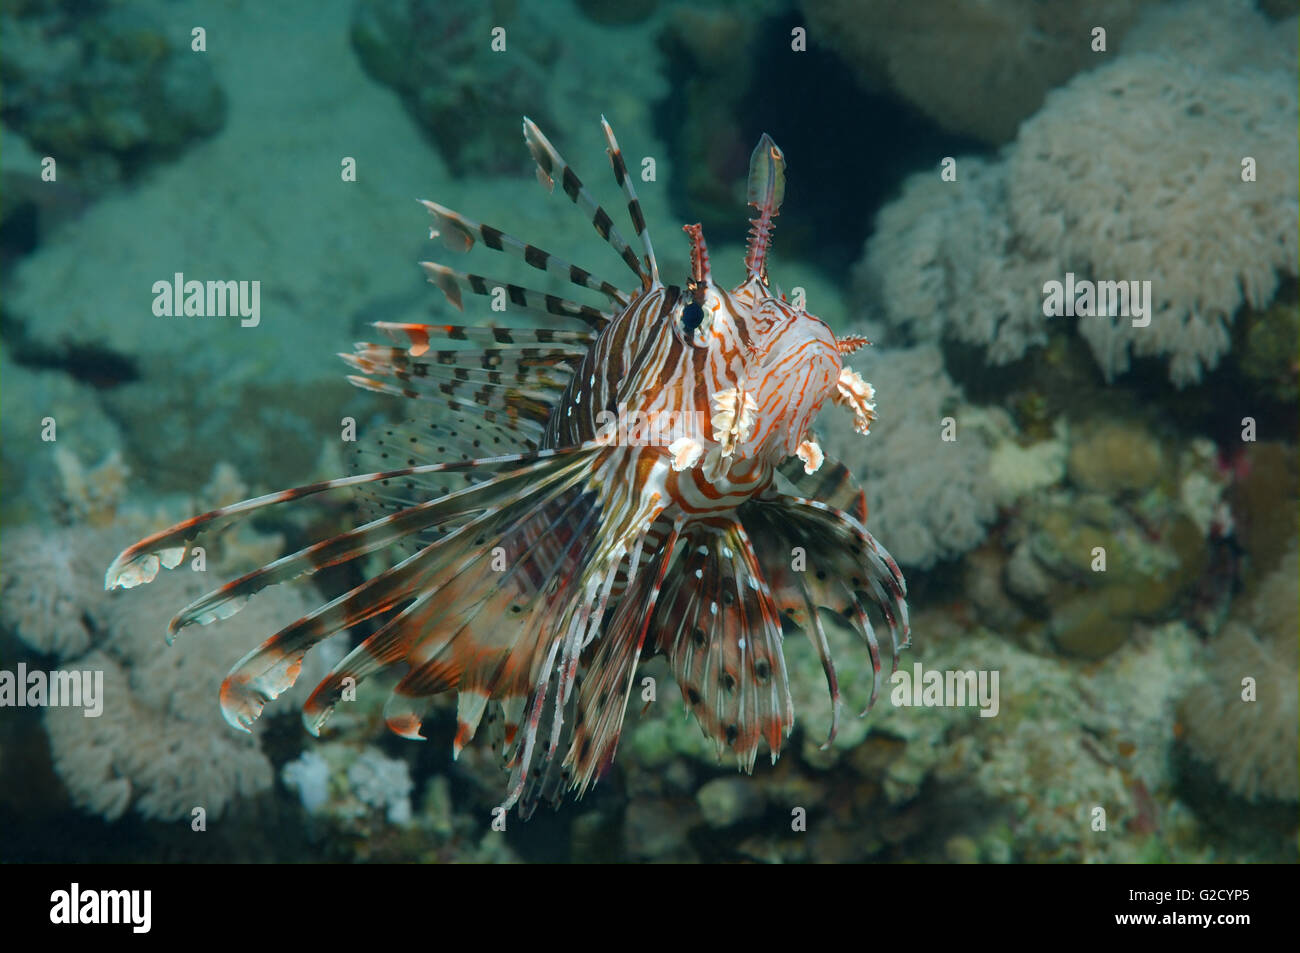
[1, 0, 1296, 863]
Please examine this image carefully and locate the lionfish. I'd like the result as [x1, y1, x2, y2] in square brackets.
[106, 118, 910, 817]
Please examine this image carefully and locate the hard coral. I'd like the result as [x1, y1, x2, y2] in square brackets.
[0, 0, 225, 186]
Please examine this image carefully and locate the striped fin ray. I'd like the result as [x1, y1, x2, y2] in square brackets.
[418, 261, 612, 331]
[348, 416, 546, 540]
[302, 472, 603, 739]
[600, 116, 658, 286]
[523, 117, 648, 290]
[167, 447, 595, 640]
[344, 349, 570, 406]
[421, 199, 631, 307]
[654, 520, 793, 770]
[104, 444, 605, 592]
[742, 494, 909, 717]
[741, 521, 843, 748]
[380, 482, 603, 742]
[510, 540, 632, 816]
[345, 372, 557, 431]
[775, 451, 868, 523]
[352, 324, 593, 431]
[500, 470, 670, 811]
[343, 343, 573, 427]
[301, 483, 601, 739]
[542, 522, 682, 808]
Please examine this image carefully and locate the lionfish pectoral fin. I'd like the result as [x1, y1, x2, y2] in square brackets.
[555, 522, 682, 803]
[652, 520, 793, 771]
[744, 490, 908, 728]
[289, 447, 611, 741]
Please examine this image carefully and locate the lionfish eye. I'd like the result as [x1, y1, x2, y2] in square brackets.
[681, 301, 704, 336]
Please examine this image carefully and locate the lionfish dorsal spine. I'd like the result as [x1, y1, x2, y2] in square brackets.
[523, 116, 652, 292]
[600, 116, 660, 287]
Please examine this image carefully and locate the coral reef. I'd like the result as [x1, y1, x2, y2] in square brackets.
[0, 449, 336, 823]
[283, 743, 413, 826]
[856, 158, 1057, 365]
[279, 739, 522, 863]
[1010, 52, 1298, 385]
[35, 530, 333, 822]
[818, 344, 998, 569]
[0, 353, 126, 525]
[0, 525, 103, 658]
[1236, 288, 1300, 405]
[856, 0, 1299, 385]
[44, 648, 273, 822]
[0, 0, 225, 187]
[801, 0, 1160, 144]
[618, 609, 1217, 862]
[961, 414, 1225, 659]
[1066, 421, 1165, 495]
[1181, 545, 1299, 803]
[350, 0, 561, 177]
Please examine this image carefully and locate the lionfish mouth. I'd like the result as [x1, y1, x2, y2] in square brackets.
[105, 116, 909, 817]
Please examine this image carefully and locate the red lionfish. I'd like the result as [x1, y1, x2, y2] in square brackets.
[106, 118, 910, 817]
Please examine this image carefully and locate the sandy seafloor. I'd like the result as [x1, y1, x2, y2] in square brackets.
[0, 0, 1296, 864]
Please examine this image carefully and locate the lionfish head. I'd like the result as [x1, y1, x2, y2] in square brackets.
[672, 134, 876, 474]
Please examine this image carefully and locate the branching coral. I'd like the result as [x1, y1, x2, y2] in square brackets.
[856, 0, 1298, 386]
[0, 451, 338, 822]
[1010, 53, 1298, 385]
[816, 344, 998, 569]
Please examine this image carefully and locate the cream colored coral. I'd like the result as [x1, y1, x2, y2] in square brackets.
[54, 448, 129, 527]
[1181, 546, 1298, 802]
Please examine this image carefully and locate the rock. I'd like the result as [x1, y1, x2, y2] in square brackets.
[696, 777, 765, 828]
[1068, 420, 1165, 494]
